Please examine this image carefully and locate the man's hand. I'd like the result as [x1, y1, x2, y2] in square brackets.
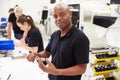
[38, 59, 58, 75]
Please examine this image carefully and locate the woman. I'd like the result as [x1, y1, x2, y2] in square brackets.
[16, 15, 44, 53]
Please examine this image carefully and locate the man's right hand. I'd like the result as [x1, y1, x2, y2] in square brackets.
[27, 53, 37, 62]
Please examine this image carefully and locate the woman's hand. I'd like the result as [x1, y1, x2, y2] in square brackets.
[20, 38, 25, 43]
[14, 39, 26, 47]
[15, 42, 22, 47]
[27, 53, 37, 62]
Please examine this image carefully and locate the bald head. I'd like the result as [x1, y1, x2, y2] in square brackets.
[54, 3, 70, 13]
[53, 3, 72, 30]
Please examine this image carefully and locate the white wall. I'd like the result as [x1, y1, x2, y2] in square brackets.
[0, 0, 10, 18]
[0, 0, 50, 22]
[0, 0, 110, 19]
[1, 0, 117, 48]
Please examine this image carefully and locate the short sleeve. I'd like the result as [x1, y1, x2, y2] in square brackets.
[45, 34, 54, 52]
[8, 13, 14, 22]
[73, 35, 90, 64]
[28, 32, 42, 47]
[45, 31, 59, 52]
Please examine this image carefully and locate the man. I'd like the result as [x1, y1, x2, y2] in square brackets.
[8, 8, 14, 14]
[7, 7, 27, 42]
[27, 3, 89, 80]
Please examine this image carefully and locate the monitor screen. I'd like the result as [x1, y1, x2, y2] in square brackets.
[71, 11, 79, 28]
[110, 0, 120, 4]
[93, 16, 117, 28]
[68, 4, 80, 28]
[41, 10, 48, 20]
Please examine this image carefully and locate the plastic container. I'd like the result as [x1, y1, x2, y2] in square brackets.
[0, 17, 7, 27]
[0, 40, 14, 50]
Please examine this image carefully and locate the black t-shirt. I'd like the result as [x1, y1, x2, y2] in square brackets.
[46, 26, 90, 80]
[8, 13, 24, 34]
[27, 27, 44, 52]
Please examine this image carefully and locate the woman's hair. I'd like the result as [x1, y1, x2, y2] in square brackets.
[15, 7, 23, 14]
[17, 15, 37, 28]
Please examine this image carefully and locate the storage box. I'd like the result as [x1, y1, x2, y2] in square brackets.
[0, 40, 14, 50]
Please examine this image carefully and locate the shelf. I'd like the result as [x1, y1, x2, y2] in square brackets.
[93, 54, 120, 63]
[89, 47, 120, 79]
[106, 76, 118, 80]
[92, 66, 120, 76]
[93, 69, 120, 76]
[91, 50, 109, 54]
[91, 61, 120, 76]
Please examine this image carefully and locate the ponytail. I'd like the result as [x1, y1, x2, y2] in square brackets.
[26, 15, 37, 28]
[17, 15, 37, 28]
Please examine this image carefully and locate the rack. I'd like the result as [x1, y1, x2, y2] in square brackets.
[91, 61, 120, 76]
[89, 46, 120, 80]
[91, 54, 120, 63]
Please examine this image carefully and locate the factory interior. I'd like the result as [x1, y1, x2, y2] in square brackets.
[0, 0, 120, 80]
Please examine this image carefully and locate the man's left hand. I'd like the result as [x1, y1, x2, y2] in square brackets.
[37, 58, 58, 75]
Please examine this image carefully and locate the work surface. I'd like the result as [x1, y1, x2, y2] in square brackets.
[0, 57, 48, 80]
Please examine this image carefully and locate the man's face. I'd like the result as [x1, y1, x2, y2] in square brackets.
[53, 7, 72, 29]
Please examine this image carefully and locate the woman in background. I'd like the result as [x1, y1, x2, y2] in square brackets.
[16, 15, 44, 53]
